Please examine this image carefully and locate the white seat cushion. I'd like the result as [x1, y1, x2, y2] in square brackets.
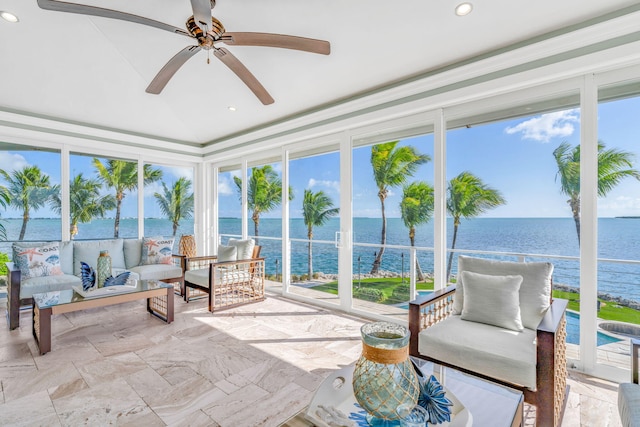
[619, 383, 640, 427]
[185, 267, 251, 289]
[128, 264, 182, 281]
[20, 274, 82, 299]
[418, 315, 537, 389]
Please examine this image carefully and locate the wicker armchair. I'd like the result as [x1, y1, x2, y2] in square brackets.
[408, 257, 568, 427]
[183, 245, 265, 312]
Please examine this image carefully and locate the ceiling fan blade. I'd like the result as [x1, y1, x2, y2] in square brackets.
[37, 0, 192, 38]
[146, 46, 202, 95]
[221, 32, 330, 55]
[213, 48, 274, 105]
[190, 0, 212, 32]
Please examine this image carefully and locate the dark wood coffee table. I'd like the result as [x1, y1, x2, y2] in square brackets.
[32, 280, 174, 355]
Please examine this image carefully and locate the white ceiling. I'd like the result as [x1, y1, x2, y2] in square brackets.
[1, 0, 639, 147]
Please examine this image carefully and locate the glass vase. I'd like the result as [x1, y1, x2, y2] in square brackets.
[96, 250, 112, 288]
[352, 322, 420, 425]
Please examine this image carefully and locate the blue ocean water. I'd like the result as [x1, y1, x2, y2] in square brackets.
[3, 216, 640, 301]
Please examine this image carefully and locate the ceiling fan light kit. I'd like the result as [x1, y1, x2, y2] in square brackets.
[37, 0, 330, 105]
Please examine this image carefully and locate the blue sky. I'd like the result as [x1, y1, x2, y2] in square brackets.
[1, 96, 639, 219]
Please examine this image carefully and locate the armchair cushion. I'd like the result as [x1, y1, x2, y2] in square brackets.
[418, 315, 536, 389]
[454, 256, 553, 329]
[460, 271, 524, 331]
[217, 244, 237, 262]
[184, 267, 250, 288]
[228, 238, 255, 260]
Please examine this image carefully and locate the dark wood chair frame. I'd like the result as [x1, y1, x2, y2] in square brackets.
[409, 285, 569, 427]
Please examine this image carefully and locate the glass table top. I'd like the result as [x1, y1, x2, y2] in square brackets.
[33, 280, 172, 309]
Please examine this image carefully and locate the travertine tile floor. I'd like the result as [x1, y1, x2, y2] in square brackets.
[0, 292, 626, 426]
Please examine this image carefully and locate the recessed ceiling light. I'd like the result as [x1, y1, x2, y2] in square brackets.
[228, 106, 237, 112]
[455, 3, 473, 16]
[0, 11, 19, 23]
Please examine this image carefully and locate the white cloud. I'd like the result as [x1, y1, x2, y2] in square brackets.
[0, 151, 29, 174]
[163, 166, 194, 181]
[505, 109, 580, 142]
[308, 178, 340, 192]
[218, 175, 236, 196]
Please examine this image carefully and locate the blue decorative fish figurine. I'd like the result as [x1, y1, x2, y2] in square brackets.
[80, 261, 131, 291]
[417, 374, 453, 424]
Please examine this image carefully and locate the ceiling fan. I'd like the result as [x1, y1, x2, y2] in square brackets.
[37, 0, 331, 105]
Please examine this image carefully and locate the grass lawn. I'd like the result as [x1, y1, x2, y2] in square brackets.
[553, 290, 640, 324]
[305, 281, 640, 324]
[310, 278, 434, 304]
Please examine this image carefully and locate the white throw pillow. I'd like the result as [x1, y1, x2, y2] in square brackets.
[228, 238, 255, 260]
[460, 271, 524, 332]
[217, 244, 237, 263]
[453, 255, 553, 329]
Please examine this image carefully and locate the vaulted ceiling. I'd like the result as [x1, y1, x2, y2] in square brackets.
[1, 0, 639, 150]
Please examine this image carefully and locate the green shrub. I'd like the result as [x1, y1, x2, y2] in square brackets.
[0, 252, 8, 276]
[390, 283, 410, 303]
[354, 287, 385, 303]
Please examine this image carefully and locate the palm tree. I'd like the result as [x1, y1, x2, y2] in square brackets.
[446, 171, 505, 280]
[50, 174, 116, 239]
[233, 165, 292, 238]
[370, 141, 430, 274]
[92, 159, 162, 238]
[400, 181, 434, 281]
[0, 185, 10, 241]
[553, 140, 640, 244]
[154, 177, 195, 236]
[0, 166, 56, 240]
[302, 189, 339, 278]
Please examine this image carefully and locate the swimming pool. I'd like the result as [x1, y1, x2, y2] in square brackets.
[565, 311, 622, 346]
[402, 294, 622, 347]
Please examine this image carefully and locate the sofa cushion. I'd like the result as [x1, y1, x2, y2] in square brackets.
[59, 241, 74, 275]
[453, 256, 553, 329]
[460, 271, 524, 332]
[124, 239, 143, 269]
[73, 239, 125, 275]
[228, 238, 255, 260]
[128, 264, 182, 282]
[13, 242, 64, 279]
[19, 274, 82, 299]
[141, 237, 175, 265]
[418, 315, 536, 389]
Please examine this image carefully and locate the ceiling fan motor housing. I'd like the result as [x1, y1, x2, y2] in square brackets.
[186, 16, 225, 48]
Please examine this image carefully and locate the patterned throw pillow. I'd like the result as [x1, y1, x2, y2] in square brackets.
[140, 237, 175, 265]
[12, 242, 64, 279]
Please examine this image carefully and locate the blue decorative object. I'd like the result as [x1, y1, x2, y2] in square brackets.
[352, 322, 419, 425]
[417, 374, 453, 424]
[80, 261, 130, 291]
[81, 262, 96, 291]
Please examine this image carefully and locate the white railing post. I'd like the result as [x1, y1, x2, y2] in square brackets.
[410, 247, 417, 299]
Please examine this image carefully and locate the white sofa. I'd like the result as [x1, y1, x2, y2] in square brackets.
[7, 238, 184, 330]
[409, 255, 568, 427]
